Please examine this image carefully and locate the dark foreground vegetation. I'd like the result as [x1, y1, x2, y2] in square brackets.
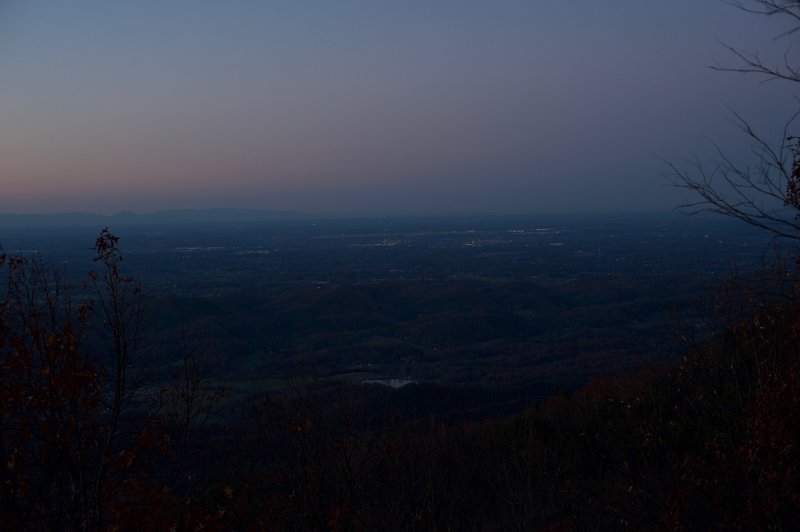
[5, 0, 800, 527]
[2, 228, 800, 530]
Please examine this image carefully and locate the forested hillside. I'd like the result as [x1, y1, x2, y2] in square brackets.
[2, 229, 799, 529]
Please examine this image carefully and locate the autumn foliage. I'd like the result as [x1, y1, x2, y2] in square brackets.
[3, 231, 800, 529]
[0, 230, 223, 529]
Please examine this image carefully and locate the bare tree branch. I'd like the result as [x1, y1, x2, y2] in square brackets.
[671, 1, 800, 240]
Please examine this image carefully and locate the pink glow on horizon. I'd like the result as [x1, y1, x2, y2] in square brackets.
[1, 1, 795, 214]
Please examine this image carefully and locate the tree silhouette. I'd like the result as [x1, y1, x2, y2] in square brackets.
[670, 1, 800, 240]
[0, 230, 225, 528]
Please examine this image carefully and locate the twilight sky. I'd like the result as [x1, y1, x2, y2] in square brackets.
[1, 0, 798, 215]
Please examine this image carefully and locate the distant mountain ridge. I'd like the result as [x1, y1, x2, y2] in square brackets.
[0, 208, 306, 227]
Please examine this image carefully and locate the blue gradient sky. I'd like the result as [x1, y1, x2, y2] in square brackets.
[0, 1, 797, 215]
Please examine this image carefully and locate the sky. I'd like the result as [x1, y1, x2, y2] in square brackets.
[1, 0, 799, 215]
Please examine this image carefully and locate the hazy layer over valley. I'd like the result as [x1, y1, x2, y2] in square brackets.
[0, 212, 770, 418]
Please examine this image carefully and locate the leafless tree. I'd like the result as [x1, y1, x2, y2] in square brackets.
[670, 1, 800, 240]
[86, 228, 147, 524]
